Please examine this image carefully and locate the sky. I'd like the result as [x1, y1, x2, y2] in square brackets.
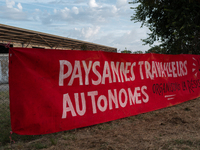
[0, 0, 154, 52]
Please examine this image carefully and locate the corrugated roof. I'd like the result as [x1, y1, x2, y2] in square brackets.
[0, 24, 117, 52]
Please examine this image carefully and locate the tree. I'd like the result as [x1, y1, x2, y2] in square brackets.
[145, 45, 165, 54]
[121, 50, 132, 53]
[121, 47, 132, 53]
[121, 50, 132, 54]
[132, 50, 143, 54]
[130, 0, 200, 54]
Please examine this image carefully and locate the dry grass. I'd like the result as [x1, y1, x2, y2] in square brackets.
[1, 97, 200, 150]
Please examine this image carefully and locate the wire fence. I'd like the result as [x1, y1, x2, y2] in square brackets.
[0, 54, 10, 146]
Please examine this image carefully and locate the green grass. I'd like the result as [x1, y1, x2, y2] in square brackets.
[50, 137, 57, 146]
[175, 139, 193, 146]
[62, 132, 77, 141]
[0, 90, 12, 146]
[0, 102, 11, 146]
[34, 143, 48, 149]
[161, 139, 197, 149]
[0, 91, 9, 101]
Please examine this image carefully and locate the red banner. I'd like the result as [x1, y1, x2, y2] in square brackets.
[9, 48, 200, 135]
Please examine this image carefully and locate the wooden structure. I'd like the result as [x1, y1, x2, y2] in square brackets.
[0, 23, 117, 52]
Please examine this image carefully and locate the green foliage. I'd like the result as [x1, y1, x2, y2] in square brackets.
[121, 50, 132, 53]
[121, 47, 132, 53]
[132, 50, 143, 54]
[145, 45, 165, 54]
[121, 49, 144, 54]
[130, 0, 200, 54]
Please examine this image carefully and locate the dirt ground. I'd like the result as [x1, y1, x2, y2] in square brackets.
[8, 97, 200, 150]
